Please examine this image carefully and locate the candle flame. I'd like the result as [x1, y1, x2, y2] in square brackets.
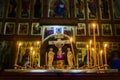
[36, 41, 40, 45]
[100, 50, 103, 54]
[93, 23, 96, 28]
[90, 40, 92, 44]
[33, 51, 35, 56]
[86, 45, 89, 48]
[92, 48, 94, 51]
[30, 47, 33, 50]
[70, 37, 73, 42]
[104, 44, 107, 48]
[18, 42, 22, 47]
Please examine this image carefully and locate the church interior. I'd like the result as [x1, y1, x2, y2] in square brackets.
[0, 0, 120, 79]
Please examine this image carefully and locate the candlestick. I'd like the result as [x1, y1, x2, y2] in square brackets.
[100, 50, 103, 67]
[104, 44, 108, 69]
[70, 37, 76, 66]
[89, 40, 92, 67]
[86, 44, 89, 67]
[93, 23, 97, 67]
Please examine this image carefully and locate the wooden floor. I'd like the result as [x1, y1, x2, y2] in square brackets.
[0, 71, 120, 80]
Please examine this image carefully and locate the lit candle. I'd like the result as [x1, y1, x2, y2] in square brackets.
[30, 47, 33, 67]
[92, 48, 94, 63]
[70, 37, 76, 66]
[36, 41, 40, 47]
[86, 44, 89, 67]
[32, 51, 35, 68]
[89, 40, 92, 66]
[93, 23, 97, 67]
[15, 42, 22, 69]
[104, 44, 107, 69]
[100, 50, 103, 67]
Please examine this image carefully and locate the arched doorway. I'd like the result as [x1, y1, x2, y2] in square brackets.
[40, 34, 77, 66]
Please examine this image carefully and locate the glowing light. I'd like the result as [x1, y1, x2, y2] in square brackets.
[36, 41, 40, 45]
[30, 47, 33, 51]
[86, 45, 89, 48]
[104, 44, 107, 48]
[18, 42, 22, 47]
[93, 23, 96, 28]
[70, 37, 73, 42]
[92, 48, 94, 51]
[33, 51, 35, 56]
[100, 50, 103, 54]
[90, 40, 92, 44]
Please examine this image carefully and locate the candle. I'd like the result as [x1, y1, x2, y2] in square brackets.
[36, 41, 40, 67]
[46, 52, 47, 66]
[97, 50, 100, 68]
[86, 44, 89, 67]
[93, 23, 97, 67]
[30, 47, 33, 67]
[89, 40, 92, 66]
[92, 48, 95, 67]
[14, 42, 22, 69]
[36, 41, 40, 47]
[104, 44, 107, 69]
[32, 51, 35, 68]
[70, 37, 76, 66]
[100, 50, 103, 67]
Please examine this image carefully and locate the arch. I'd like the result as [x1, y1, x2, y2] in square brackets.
[42, 34, 72, 43]
[40, 34, 77, 66]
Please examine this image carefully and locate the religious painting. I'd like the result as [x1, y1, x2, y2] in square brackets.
[102, 24, 112, 36]
[112, 42, 120, 50]
[76, 23, 86, 36]
[33, 0, 42, 18]
[0, 41, 13, 69]
[18, 23, 29, 35]
[88, 24, 99, 36]
[48, 0, 70, 18]
[76, 42, 87, 63]
[99, 0, 110, 20]
[55, 27, 63, 34]
[112, 0, 120, 19]
[76, 42, 86, 49]
[7, 0, 17, 18]
[102, 42, 119, 52]
[43, 26, 54, 39]
[4, 22, 15, 35]
[20, 0, 30, 18]
[31, 23, 41, 35]
[16, 41, 41, 68]
[0, 22, 2, 34]
[87, 0, 98, 20]
[75, 0, 85, 19]
[0, 0, 5, 17]
[63, 26, 74, 37]
[115, 24, 120, 36]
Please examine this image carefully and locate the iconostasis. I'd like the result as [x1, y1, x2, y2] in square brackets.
[0, 0, 120, 68]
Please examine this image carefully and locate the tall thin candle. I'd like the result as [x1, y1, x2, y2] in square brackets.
[100, 50, 103, 66]
[104, 44, 107, 69]
[89, 40, 92, 66]
[93, 24, 97, 67]
[86, 44, 89, 67]
[70, 37, 76, 66]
